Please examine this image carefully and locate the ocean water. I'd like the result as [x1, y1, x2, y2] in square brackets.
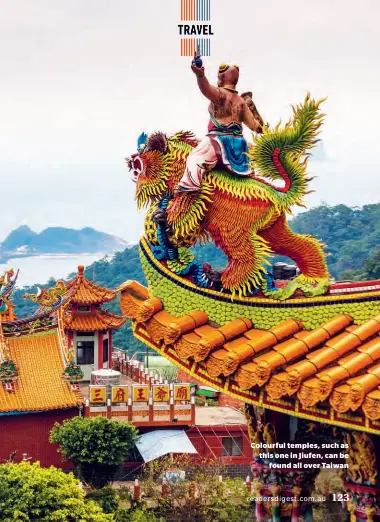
[0, 253, 108, 288]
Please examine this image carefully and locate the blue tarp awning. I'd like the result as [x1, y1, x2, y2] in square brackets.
[135, 430, 198, 463]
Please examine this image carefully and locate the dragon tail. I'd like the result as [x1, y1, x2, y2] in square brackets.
[248, 93, 326, 211]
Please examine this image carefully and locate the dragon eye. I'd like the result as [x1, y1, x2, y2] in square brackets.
[233, 64, 240, 71]
[219, 63, 229, 73]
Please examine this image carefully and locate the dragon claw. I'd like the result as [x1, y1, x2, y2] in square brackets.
[204, 269, 222, 290]
[152, 208, 168, 225]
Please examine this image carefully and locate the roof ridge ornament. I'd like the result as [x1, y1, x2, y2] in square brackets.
[0, 268, 19, 317]
[23, 280, 67, 310]
[0, 359, 19, 384]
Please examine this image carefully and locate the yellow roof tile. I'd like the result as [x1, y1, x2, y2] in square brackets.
[362, 387, 380, 420]
[0, 329, 80, 413]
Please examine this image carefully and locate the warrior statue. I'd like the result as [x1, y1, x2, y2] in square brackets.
[177, 56, 264, 194]
[127, 57, 330, 297]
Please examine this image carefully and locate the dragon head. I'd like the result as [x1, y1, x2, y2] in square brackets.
[126, 132, 173, 208]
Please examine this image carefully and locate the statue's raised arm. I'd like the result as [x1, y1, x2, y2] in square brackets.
[191, 62, 220, 103]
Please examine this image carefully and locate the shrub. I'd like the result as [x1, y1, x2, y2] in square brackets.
[115, 507, 165, 522]
[86, 486, 118, 513]
[0, 461, 112, 521]
[50, 416, 138, 487]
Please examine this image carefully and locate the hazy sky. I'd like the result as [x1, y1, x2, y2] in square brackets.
[1, 0, 379, 243]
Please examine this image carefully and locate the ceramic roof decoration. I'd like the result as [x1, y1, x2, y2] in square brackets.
[23, 280, 67, 309]
[119, 278, 380, 434]
[126, 95, 331, 300]
[0, 268, 18, 321]
[122, 93, 380, 435]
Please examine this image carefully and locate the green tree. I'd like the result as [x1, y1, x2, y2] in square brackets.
[363, 250, 380, 279]
[0, 461, 112, 522]
[50, 416, 138, 487]
[341, 250, 380, 281]
[290, 203, 380, 278]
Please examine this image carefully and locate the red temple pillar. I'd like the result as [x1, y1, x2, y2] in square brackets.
[67, 330, 73, 350]
[98, 332, 104, 370]
[108, 329, 113, 364]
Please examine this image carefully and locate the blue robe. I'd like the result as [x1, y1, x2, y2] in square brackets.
[207, 116, 252, 175]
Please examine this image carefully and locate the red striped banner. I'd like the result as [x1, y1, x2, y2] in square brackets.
[181, 0, 196, 20]
[180, 38, 196, 56]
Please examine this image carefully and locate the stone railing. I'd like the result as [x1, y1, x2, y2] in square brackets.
[113, 351, 164, 387]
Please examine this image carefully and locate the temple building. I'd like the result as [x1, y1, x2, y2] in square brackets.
[0, 266, 128, 464]
[63, 266, 126, 380]
[0, 310, 82, 467]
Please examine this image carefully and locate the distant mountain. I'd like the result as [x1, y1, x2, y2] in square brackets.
[0, 225, 128, 262]
[11, 203, 380, 352]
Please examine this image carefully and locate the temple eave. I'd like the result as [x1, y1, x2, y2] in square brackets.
[64, 310, 126, 331]
[120, 279, 380, 433]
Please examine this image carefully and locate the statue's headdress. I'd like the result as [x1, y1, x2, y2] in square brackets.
[218, 64, 240, 90]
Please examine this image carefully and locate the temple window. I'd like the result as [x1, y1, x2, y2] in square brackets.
[77, 305, 91, 313]
[221, 436, 243, 456]
[76, 341, 95, 365]
[103, 338, 109, 363]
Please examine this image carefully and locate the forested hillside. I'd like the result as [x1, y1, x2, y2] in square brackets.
[11, 203, 380, 351]
[290, 204, 380, 278]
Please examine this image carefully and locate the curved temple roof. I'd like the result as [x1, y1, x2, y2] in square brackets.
[120, 280, 380, 435]
[63, 265, 126, 331]
[66, 265, 118, 305]
[64, 308, 126, 331]
[0, 326, 81, 414]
